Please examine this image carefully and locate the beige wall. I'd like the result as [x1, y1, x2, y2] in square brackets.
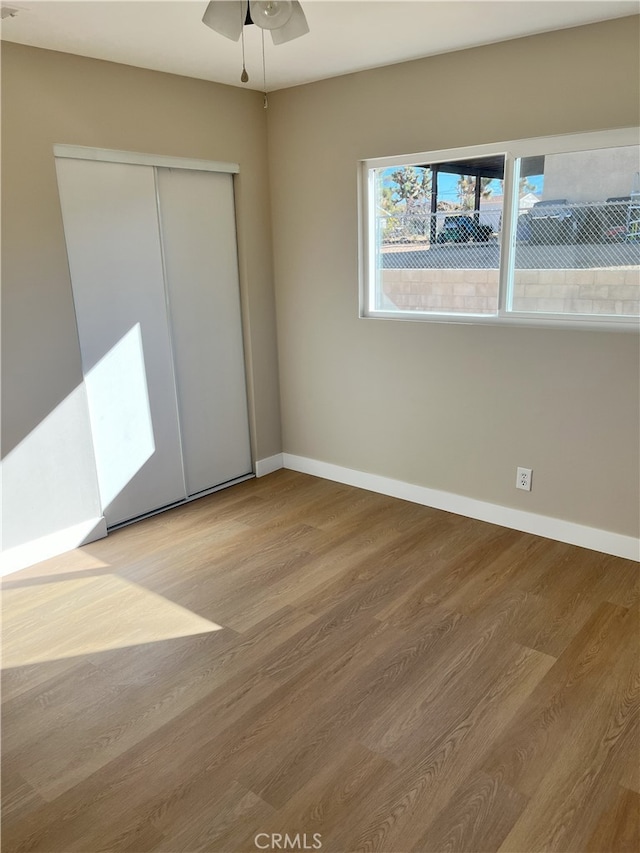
[1, 43, 282, 549]
[267, 17, 640, 537]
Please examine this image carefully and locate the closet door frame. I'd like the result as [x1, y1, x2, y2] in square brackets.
[54, 144, 256, 526]
[53, 145, 240, 176]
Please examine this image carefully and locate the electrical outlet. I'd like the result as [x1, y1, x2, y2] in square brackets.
[516, 467, 532, 491]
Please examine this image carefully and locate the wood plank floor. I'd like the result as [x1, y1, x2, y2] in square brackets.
[2, 470, 638, 852]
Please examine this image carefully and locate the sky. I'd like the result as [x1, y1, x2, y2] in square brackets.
[381, 167, 544, 206]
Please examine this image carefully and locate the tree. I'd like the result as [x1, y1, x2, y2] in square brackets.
[378, 185, 398, 213]
[389, 166, 431, 212]
[378, 185, 400, 240]
[519, 176, 537, 196]
[419, 167, 432, 200]
[376, 167, 432, 243]
[457, 175, 493, 210]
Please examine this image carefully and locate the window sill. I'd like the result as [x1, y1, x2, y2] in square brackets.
[361, 309, 640, 332]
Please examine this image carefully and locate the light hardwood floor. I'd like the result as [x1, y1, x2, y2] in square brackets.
[1, 470, 638, 852]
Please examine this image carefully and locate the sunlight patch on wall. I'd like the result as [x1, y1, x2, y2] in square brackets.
[2, 574, 222, 667]
[85, 323, 155, 509]
[1, 383, 102, 556]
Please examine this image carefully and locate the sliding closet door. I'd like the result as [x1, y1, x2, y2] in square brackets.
[55, 158, 186, 526]
[156, 168, 252, 495]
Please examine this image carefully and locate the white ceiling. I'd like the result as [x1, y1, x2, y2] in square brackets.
[1, 0, 637, 92]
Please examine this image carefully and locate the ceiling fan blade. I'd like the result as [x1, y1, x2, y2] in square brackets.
[270, 1, 309, 44]
[202, 1, 248, 41]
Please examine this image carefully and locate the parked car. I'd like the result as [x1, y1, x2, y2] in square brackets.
[437, 215, 493, 244]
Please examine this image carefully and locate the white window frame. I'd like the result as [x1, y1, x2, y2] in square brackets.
[359, 127, 640, 331]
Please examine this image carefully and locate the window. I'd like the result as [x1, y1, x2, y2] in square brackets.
[360, 129, 640, 329]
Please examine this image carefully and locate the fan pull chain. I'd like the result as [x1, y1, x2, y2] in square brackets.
[262, 29, 268, 109]
[240, 15, 249, 82]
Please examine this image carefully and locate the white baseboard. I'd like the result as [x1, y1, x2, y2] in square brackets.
[1, 516, 108, 577]
[282, 454, 639, 562]
[255, 453, 284, 478]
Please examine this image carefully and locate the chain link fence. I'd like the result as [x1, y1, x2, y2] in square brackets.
[378, 200, 640, 271]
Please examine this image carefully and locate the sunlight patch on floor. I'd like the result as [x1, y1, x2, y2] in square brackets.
[2, 574, 222, 667]
[2, 548, 111, 583]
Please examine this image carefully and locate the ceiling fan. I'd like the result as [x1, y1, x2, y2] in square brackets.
[202, 0, 308, 95]
[202, 1, 309, 45]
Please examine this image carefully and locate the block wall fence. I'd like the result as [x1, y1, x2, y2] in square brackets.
[382, 268, 640, 315]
